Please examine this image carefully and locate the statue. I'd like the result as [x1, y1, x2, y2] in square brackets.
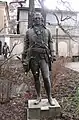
[22, 13, 54, 106]
[3, 42, 10, 59]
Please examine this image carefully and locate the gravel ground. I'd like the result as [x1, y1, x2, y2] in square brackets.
[0, 59, 79, 120]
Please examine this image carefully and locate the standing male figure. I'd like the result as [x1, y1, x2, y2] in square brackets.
[3, 42, 10, 59]
[22, 13, 54, 106]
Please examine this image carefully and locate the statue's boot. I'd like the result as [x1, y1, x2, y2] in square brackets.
[48, 96, 55, 106]
[34, 96, 41, 105]
[43, 78, 55, 106]
[34, 77, 41, 105]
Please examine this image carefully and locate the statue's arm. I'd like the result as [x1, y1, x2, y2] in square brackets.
[48, 30, 54, 59]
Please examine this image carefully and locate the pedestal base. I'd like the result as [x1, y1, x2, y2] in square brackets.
[27, 98, 61, 120]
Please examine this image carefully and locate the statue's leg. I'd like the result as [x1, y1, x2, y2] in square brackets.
[30, 59, 41, 104]
[40, 59, 55, 106]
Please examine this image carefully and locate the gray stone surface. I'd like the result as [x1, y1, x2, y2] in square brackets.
[65, 62, 79, 72]
[27, 99, 60, 120]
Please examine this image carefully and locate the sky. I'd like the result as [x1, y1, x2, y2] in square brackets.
[2, 0, 79, 11]
[44, 0, 79, 11]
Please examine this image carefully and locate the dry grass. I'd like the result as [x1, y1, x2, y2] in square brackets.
[52, 56, 72, 92]
[0, 56, 72, 103]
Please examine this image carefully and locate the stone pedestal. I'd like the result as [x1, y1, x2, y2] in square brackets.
[27, 98, 61, 120]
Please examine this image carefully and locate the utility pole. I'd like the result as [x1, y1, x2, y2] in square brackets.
[28, 0, 35, 28]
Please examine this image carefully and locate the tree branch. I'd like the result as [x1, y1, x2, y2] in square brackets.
[38, 0, 78, 43]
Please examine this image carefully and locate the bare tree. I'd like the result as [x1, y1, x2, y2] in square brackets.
[38, 0, 79, 43]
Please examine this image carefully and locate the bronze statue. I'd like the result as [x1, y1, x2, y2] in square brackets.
[22, 13, 54, 106]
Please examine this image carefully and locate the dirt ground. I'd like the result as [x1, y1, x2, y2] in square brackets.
[0, 59, 79, 120]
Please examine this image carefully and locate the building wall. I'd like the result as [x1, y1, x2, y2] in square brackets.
[0, 34, 78, 59]
[0, 9, 4, 33]
[0, 2, 9, 53]
[17, 9, 79, 57]
[0, 34, 24, 59]
[19, 10, 28, 34]
[0, 2, 9, 34]
[0, 7, 5, 49]
[18, 9, 78, 36]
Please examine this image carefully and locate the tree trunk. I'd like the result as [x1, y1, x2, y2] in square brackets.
[28, 0, 35, 28]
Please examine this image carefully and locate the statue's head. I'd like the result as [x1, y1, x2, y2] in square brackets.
[33, 13, 44, 26]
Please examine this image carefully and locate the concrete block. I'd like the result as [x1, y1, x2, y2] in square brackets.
[49, 99, 61, 118]
[29, 108, 40, 119]
[27, 98, 61, 120]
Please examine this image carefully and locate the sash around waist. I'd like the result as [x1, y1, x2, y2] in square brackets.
[30, 48, 46, 53]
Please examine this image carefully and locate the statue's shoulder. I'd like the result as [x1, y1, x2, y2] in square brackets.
[26, 28, 33, 34]
[45, 27, 51, 36]
[46, 27, 50, 32]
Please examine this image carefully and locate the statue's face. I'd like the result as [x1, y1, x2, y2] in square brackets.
[34, 17, 41, 25]
[33, 13, 44, 26]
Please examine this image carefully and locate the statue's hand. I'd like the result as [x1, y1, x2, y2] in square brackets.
[22, 59, 30, 73]
[22, 59, 25, 63]
[49, 55, 56, 63]
[53, 55, 56, 61]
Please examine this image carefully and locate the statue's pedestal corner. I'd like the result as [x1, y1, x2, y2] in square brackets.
[27, 98, 61, 120]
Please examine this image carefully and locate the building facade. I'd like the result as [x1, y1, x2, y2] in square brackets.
[17, 7, 79, 57]
[0, 1, 9, 34]
[0, 1, 9, 55]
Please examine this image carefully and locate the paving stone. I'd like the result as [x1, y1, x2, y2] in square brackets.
[65, 62, 79, 72]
